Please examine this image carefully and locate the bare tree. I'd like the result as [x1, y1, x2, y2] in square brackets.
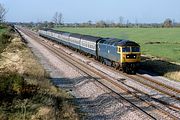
[135, 18, 139, 27]
[58, 13, 63, 25]
[53, 12, 58, 25]
[53, 12, 63, 25]
[119, 16, 124, 25]
[0, 3, 7, 23]
[172, 19, 175, 27]
[126, 19, 129, 27]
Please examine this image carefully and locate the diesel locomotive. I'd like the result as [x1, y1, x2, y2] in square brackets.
[38, 28, 141, 74]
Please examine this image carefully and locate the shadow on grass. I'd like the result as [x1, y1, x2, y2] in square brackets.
[140, 56, 180, 78]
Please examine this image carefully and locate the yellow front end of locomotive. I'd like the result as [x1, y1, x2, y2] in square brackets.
[118, 46, 141, 63]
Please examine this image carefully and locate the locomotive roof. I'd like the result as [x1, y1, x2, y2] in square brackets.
[81, 35, 102, 42]
[100, 38, 139, 46]
[118, 40, 139, 46]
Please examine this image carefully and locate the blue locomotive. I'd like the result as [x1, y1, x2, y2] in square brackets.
[38, 28, 141, 73]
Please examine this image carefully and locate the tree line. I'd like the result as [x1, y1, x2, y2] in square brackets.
[1, 3, 180, 28]
[28, 18, 180, 28]
[22, 13, 180, 28]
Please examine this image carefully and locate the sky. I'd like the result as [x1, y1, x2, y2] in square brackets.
[0, 0, 180, 23]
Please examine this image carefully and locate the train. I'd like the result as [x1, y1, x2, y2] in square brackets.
[38, 28, 141, 74]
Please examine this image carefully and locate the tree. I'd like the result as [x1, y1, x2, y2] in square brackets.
[87, 20, 92, 26]
[96, 20, 108, 27]
[135, 18, 139, 27]
[58, 13, 63, 25]
[163, 18, 172, 27]
[0, 3, 7, 23]
[119, 16, 124, 25]
[126, 19, 130, 28]
[172, 19, 175, 27]
[37, 21, 55, 29]
[53, 12, 58, 25]
[53, 12, 63, 25]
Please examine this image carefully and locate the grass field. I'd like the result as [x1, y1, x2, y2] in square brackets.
[54, 27, 180, 63]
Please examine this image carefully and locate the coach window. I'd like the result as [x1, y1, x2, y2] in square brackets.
[84, 42, 86, 47]
[58, 35, 60, 38]
[91, 45, 93, 49]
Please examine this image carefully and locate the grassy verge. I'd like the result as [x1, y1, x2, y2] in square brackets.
[0, 28, 79, 119]
[0, 24, 14, 54]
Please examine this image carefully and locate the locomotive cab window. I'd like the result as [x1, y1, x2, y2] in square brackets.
[122, 47, 130, 52]
[118, 48, 121, 52]
[132, 47, 140, 52]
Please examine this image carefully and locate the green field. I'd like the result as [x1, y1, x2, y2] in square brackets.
[54, 27, 180, 63]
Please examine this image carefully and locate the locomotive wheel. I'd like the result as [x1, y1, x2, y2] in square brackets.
[122, 63, 126, 73]
[122, 66, 126, 73]
[99, 57, 104, 64]
[130, 64, 136, 74]
[126, 67, 130, 74]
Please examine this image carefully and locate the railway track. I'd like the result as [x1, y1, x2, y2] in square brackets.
[86, 52, 180, 101]
[128, 74, 180, 100]
[17, 27, 180, 120]
[92, 58, 180, 110]
[88, 58, 180, 101]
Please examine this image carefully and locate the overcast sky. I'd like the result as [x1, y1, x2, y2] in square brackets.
[0, 0, 180, 23]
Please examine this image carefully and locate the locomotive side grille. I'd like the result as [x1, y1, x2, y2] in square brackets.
[126, 54, 136, 59]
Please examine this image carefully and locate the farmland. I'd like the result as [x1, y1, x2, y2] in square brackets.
[54, 27, 180, 63]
